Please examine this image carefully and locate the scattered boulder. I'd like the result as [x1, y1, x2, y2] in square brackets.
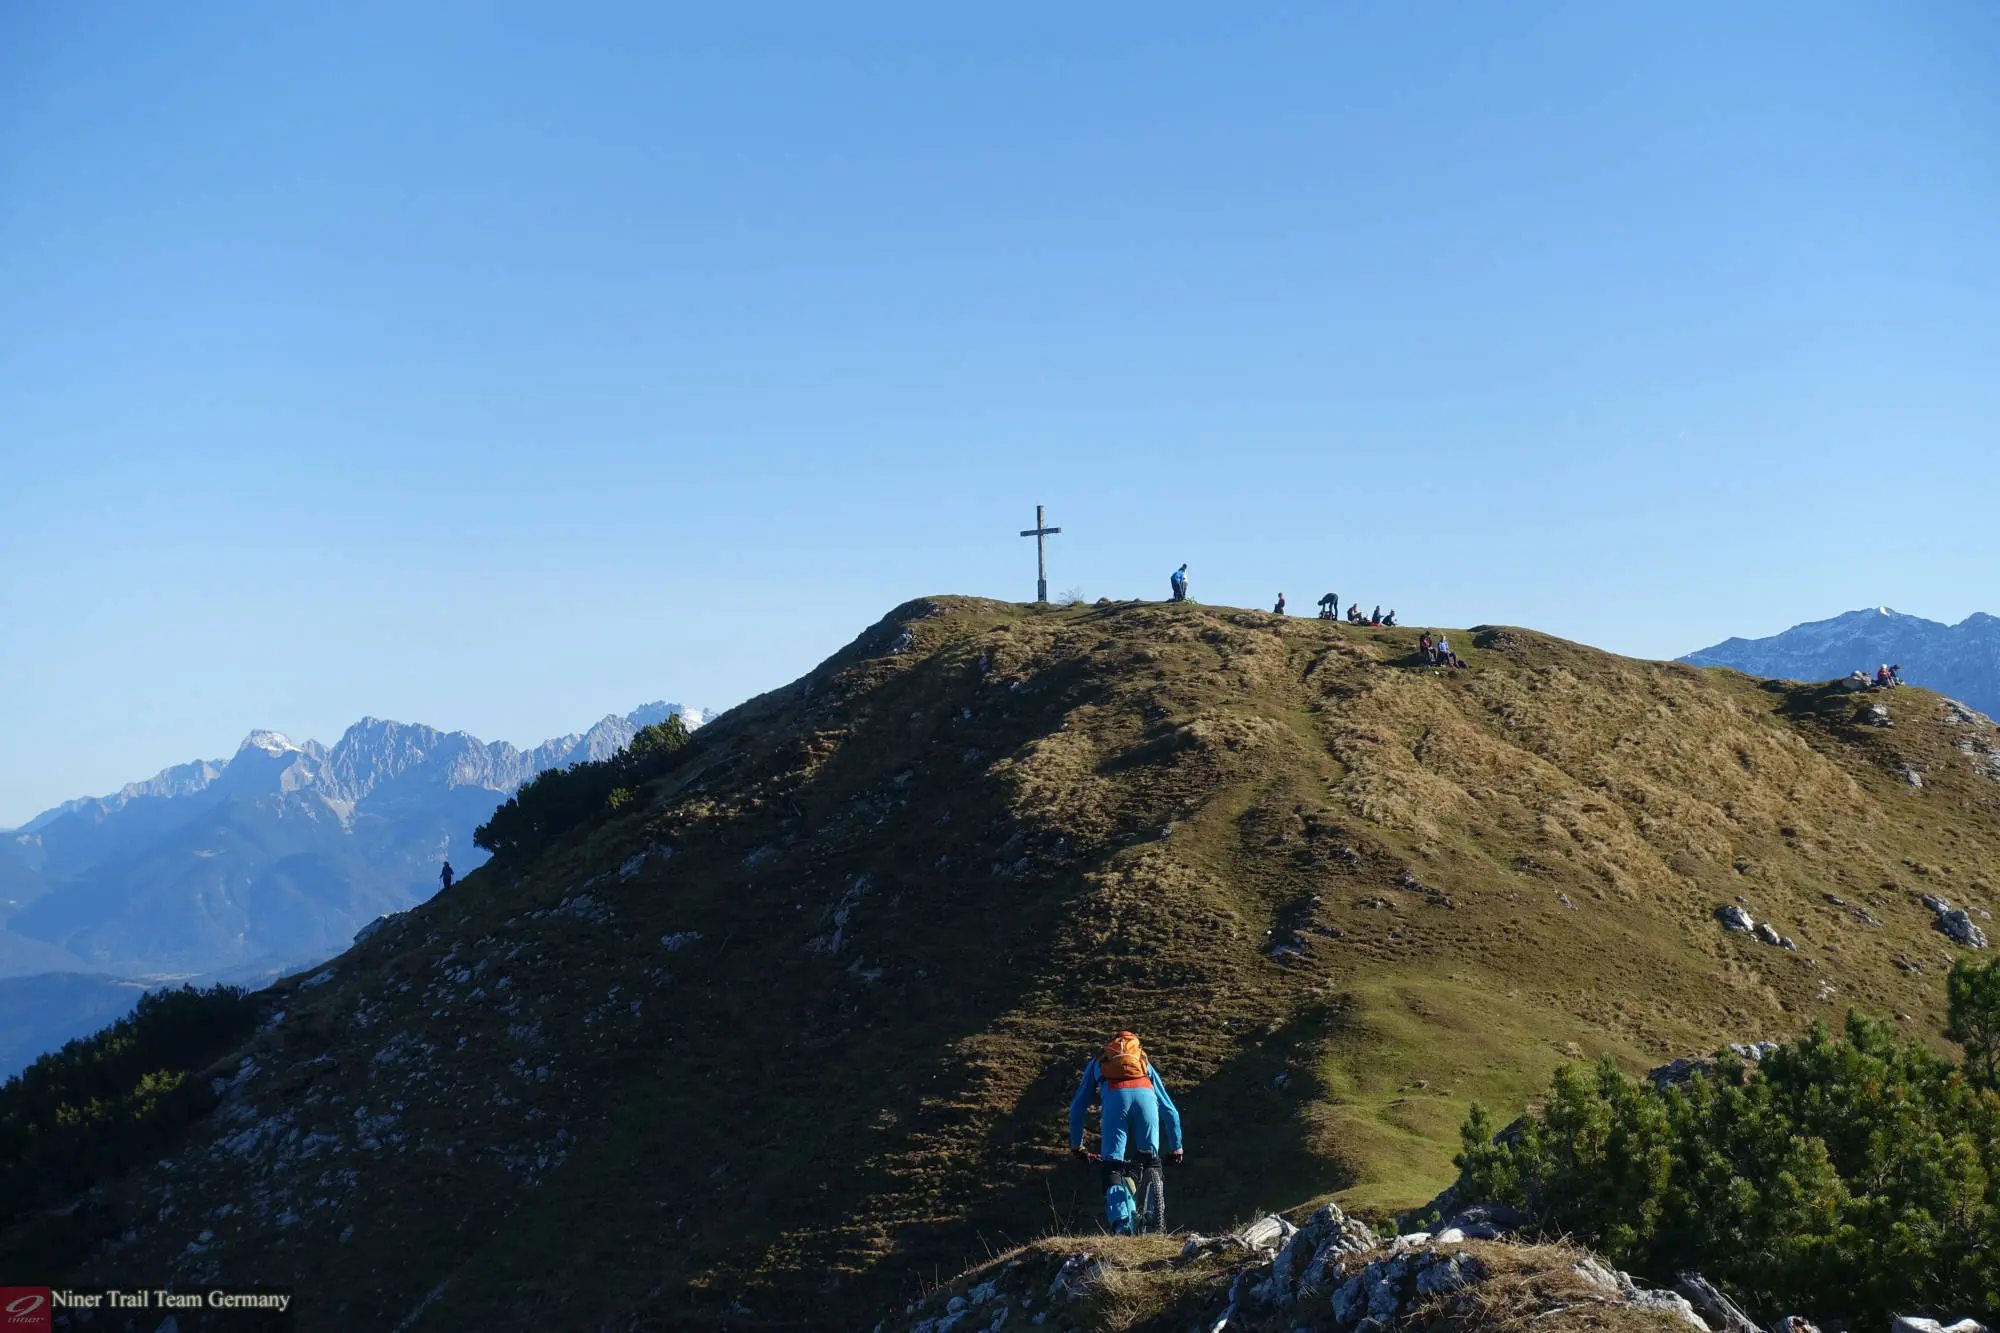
[1938, 909, 1989, 949]
[1864, 703, 1893, 727]
[1436, 1201, 1526, 1240]
[1234, 1214, 1297, 1252]
[1677, 1271, 1759, 1333]
[1940, 699, 1990, 727]
[1920, 895, 1989, 948]
[1716, 905, 1756, 933]
[1648, 1042, 1779, 1090]
[1891, 1319, 1989, 1333]
[1044, 1252, 1102, 1304]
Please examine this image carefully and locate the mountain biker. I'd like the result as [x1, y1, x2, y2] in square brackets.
[1069, 1031, 1185, 1172]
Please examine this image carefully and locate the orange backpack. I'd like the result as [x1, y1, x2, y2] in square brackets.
[1099, 1031, 1150, 1084]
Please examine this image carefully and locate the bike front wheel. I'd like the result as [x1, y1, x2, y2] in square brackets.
[1138, 1163, 1165, 1234]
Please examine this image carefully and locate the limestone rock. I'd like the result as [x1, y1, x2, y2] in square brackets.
[1938, 909, 1988, 949]
[1234, 1214, 1296, 1252]
[1716, 904, 1756, 932]
[1676, 1272, 1759, 1333]
[1628, 1288, 1709, 1330]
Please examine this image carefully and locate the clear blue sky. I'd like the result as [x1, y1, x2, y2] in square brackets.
[3, 2, 1996, 826]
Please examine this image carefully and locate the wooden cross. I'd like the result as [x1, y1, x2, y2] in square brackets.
[1018, 504, 1062, 603]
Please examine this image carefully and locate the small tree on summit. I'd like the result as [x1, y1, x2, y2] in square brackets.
[1947, 956, 2000, 1089]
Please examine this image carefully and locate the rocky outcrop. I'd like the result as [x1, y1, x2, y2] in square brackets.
[1921, 894, 1989, 949]
[1716, 904, 1793, 949]
[878, 1211, 1723, 1333]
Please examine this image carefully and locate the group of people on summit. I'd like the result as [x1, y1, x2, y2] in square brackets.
[1166, 566, 1400, 628]
[1165, 566, 1470, 676]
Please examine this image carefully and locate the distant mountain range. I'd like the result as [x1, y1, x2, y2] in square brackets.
[0, 703, 703, 1075]
[1681, 607, 2000, 715]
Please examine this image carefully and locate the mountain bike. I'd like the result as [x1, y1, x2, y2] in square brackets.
[1087, 1152, 1165, 1235]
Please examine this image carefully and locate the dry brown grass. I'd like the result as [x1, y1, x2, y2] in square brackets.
[59, 596, 2000, 1331]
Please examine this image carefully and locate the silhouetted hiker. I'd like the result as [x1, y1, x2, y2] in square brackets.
[1273, 592, 1287, 615]
[440, 860, 454, 892]
[1169, 564, 1188, 602]
[1370, 605, 1382, 626]
[1382, 609, 1397, 627]
[1318, 593, 1338, 620]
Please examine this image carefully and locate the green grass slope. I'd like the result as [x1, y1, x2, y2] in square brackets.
[32, 597, 2000, 1330]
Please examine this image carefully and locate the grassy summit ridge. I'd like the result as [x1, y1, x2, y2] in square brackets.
[41, 596, 2000, 1330]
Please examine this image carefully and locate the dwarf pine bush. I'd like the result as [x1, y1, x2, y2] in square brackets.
[0, 984, 259, 1231]
[1455, 1004, 2000, 1325]
[474, 715, 694, 860]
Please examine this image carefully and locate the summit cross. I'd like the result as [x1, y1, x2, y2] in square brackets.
[1019, 504, 1062, 604]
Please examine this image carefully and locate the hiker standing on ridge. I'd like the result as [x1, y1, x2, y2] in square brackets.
[1273, 592, 1287, 615]
[1070, 1030, 1184, 1181]
[1169, 564, 1188, 602]
[440, 860, 454, 892]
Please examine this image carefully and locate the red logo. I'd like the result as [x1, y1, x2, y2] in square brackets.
[0, 1290, 50, 1331]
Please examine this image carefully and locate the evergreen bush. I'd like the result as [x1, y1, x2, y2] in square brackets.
[473, 715, 694, 860]
[0, 984, 259, 1231]
[1454, 1001, 2000, 1325]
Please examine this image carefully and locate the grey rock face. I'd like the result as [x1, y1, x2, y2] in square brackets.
[1716, 905, 1756, 932]
[1938, 909, 1989, 949]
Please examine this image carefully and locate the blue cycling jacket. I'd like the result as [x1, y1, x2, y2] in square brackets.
[1069, 1057, 1184, 1152]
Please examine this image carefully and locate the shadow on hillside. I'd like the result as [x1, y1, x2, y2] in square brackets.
[955, 1003, 1355, 1251]
[1768, 678, 1882, 738]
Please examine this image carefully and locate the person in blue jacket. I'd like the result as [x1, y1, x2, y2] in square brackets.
[1069, 1030, 1184, 1168]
